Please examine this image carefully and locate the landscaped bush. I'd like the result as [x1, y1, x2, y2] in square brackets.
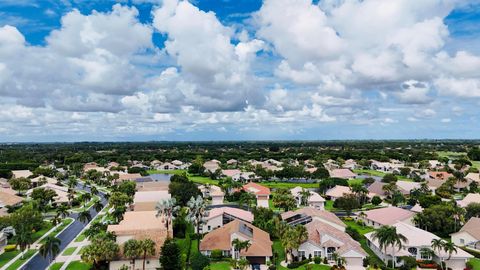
[342, 216, 354, 221]
[4, 244, 16, 252]
[190, 253, 210, 270]
[417, 260, 438, 269]
[287, 259, 310, 269]
[210, 249, 223, 261]
[313, 257, 321, 264]
[323, 257, 328, 264]
[345, 226, 361, 241]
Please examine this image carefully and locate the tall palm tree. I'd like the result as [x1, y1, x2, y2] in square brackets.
[186, 195, 208, 249]
[281, 225, 308, 263]
[57, 205, 69, 219]
[155, 198, 179, 233]
[90, 186, 99, 196]
[51, 214, 62, 226]
[139, 239, 156, 270]
[93, 200, 103, 213]
[15, 230, 33, 259]
[78, 209, 92, 224]
[443, 241, 458, 260]
[371, 225, 407, 268]
[231, 239, 251, 260]
[299, 188, 311, 206]
[123, 239, 141, 269]
[358, 211, 367, 227]
[67, 177, 78, 189]
[431, 238, 445, 269]
[39, 236, 61, 263]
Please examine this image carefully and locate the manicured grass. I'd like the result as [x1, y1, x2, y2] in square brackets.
[62, 247, 77, 256]
[281, 265, 331, 270]
[469, 258, 480, 270]
[348, 178, 364, 186]
[50, 262, 65, 270]
[65, 261, 92, 270]
[262, 182, 318, 189]
[147, 169, 185, 175]
[472, 161, 480, 170]
[189, 175, 219, 185]
[210, 262, 232, 270]
[6, 249, 36, 270]
[0, 250, 20, 267]
[436, 151, 467, 158]
[41, 218, 74, 244]
[324, 200, 335, 211]
[343, 220, 375, 235]
[273, 240, 331, 270]
[353, 169, 410, 181]
[74, 233, 86, 242]
[358, 238, 384, 267]
[31, 222, 54, 242]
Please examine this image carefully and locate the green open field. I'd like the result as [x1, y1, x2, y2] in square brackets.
[65, 261, 92, 270]
[62, 247, 77, 256]
[353, 169, 410, 181]
[272, 240, 331, 270]
[49, 262, 64, 270]
[469, 258, 480, 270]
[0, 250, 20, 268]
[210, 262, 232, 270]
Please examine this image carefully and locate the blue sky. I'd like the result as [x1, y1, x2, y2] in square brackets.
[0, 0, 480, 142]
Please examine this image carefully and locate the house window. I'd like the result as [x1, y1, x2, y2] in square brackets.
[314, 251, 322, 257]
[408, 247, 417, 256]
[460, 239, 465, 244]
[208, 225, 211, 231]
[298, 251, 306, 260]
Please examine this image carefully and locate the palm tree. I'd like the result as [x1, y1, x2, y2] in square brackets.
[431, 238, 445, 269]
[281, 225, 308, 263]
[51, 214, 62, 226]
[186, 195, 208, 249]
[15, 230, 33, 259]
[57, 205, 69, 219]
[39, 236, 61, 263]
[78, 210, 92, 224]
[443, 241, 457, 260]
[239, 192, 256, 211]
[155, 198, 179, 233]
[139, 239, 156, 270]
[358, 212, 367, 228]
[238, 258, 250, 270]
[232, 238, 251, 260]
[93, 200, 103, 213]
[420, 247, 434, 260]
[90, 186, 99, 196]
[123, 239, 141, 269]
[81, 193, 92, 207]
[67, 177, 78, 189]
[299, 188, 311, 206]
[371, 225, 407, 268]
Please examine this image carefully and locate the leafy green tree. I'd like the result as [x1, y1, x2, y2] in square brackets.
[272, 188, 296, 211]
[333, 194, 360, 216]
[371, 196, 382, 206]
[252, 207, 275, 235]
[239, 191, 256, 210]
[414, 204, 458, 237]
[159, 238, 182, 270]
[168, 176, 200, 206]
[81, 234, 119, 268]
[381, 174, 398, 183]
[10, 204, 43, 258]
[155, 198, 179, 233]
[231, 238, 251, 259]
[31, 188, 57, 209]
[39, 236, 61, 263]
[466, 203, 480, 220]
[280, 225, 308, 263]
[108, 191, 132, 209]
[191, 253, 210, 270]
[9, 177, 31, 195]
[371, 225, 407, 268]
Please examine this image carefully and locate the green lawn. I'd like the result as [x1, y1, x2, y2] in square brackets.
[62, 247, 77, 256]
[74, 233, 86, 242]
[348, 178, 364, 186]
[210, 262, 232, 270]
[262, 182, 318, 189]
[353, 169, 410, 181]
[469, 258, 480, 270]
[31, 222, 54, 242]
[324, 200, 335, 211]
[272, 241, 331, 270]
[5, 249, 36, 270]
[41, 218, 74, 244]
[65, 261, 92, 270]
[147, 169, 186, 175]
[436, 151, 467, 159]
[0, 250, 20, 267]
[343, 220, 375, 235]
[49, 262, 65, 270]
[472, 161, 480, 170]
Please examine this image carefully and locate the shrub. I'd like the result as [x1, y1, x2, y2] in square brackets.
[313, 257, 321, 264]
[191, 253, 210, 270]
[210, 249, 223, 261]
[371, 196, 382, 206]
[287, 259, 310, 269]
[323, 257, 328, 264]
[4, 245, 16, 252]
[343, 216, 354, 221]
[268, 265, 276, 270]
[345, 226, 361, 241]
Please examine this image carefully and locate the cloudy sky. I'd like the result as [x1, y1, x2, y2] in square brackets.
[1, 0, 480, 142]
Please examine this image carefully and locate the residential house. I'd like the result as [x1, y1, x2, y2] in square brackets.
[290, 186, 325, 210]
[157, 162, 177, 170]
[325, 185, 352, 201]
[27, 183, 69, 204]
[201, 207, 254, 233]
[451, 217, 480, 251]
[199, 185, 224, 205]
[367, 181, 388, 198]
[366, 222, 473, 269]
[31, 175, 57, 187]
[329, 169, 357, 179]
[204, 160, 221, 173]
[116, 173, 143, 182]
[428, 160, 443, 169]
[11, 170, 32, 179]
[171, 160, 183, 167]
[410, 204, 424, 213]
[370, 160, 404, 173]
[457, 193, 480, 208]
[342, 159, 359, 170]
[0, 191, 23, 216]
[242, 182, 270, 208]
[222, 169, 242, 178]
[132, 191, 171, 211]
[428, 171, 453, 181]
[395, 180, 421, 194]
[226, 159, 238, 165]
[108, 211, 171, 270]
[232, 172, 259, 182]
[281, 208, 366, 269]
[466, 173, 480, 183]
[323, 159, 339, 171]
[200, 219, 272, 268]
[359, 206, 415, 228]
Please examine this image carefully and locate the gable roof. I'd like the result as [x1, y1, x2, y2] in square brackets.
[367, 181, 386, 196]
[290, 187, 325, 202]
[206, 207, 254, 223]
[200, 219, 272, 256]
[11, 170, 33, 179]
[281, 207, 345, 228]
[466, 173, 480, 183]
[428, 171, 453, 180]
[458, 193, 480, 208]
[0, 191, 23, 207]
[108, 211, 167, 233]
[363, 206, 415, 226]
[305, 220, 366, 257]
[455, 217, 480, 240]
[325, 185, 352, 198]
[242, 182, 270, 196]
[133, 191, 171, 203]
[329, 169, 357, 179]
